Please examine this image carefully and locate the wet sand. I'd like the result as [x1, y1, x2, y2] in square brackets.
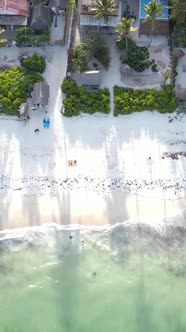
[1, 189, 186, 230]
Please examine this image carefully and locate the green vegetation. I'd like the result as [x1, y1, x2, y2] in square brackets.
[33, 28, 50, 44]
[15, 27, 34, 46]
[116, 37, 135, 50]
[151, 62, 158, 72]
[70, 33, 110, 71]
[20, 53, 46, 73]
[143, 0, 165, 46]
[113, 85, 176, 115]
[0, 66, 43, 115]
[172, 23, 186, 47]
[122, 3, 130, 18]
[170, 0, 186, 23]
[172, 55, 178, 87]
[115, 18, 138, 59]
[123, 44, 151, 72]
[15, 27, 50, 46]
[94, 0, 118, 24]
[71, 43, 89, 72]
[61, 78, 110, 116]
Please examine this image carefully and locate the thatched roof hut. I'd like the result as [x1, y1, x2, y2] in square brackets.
[80, 70, 101, 86]
[30, 2, 52, 30]
[31, 82, 49, 107]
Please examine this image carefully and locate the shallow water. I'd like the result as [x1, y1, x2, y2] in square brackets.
[0, 232, 186, 332]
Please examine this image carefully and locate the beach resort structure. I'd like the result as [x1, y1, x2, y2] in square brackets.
[79, 0, 122, 29]
[0, 0, 30, 29]
[73, 70, 102, 87]
[31, 81, 49, 111]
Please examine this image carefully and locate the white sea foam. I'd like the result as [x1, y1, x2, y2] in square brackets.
[0, 210, 186, 257]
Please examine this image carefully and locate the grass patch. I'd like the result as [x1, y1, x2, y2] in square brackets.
[61, 78, 110, 117]
[114, 85, 176, 116]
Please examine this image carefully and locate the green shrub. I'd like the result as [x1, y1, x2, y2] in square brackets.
[61, 78, 79, 95]
[151, 63, 158, 72]
[63, 96, 80, 116]
[116, 38, 136, 50]
[15, 27, 50, 46]
[61, 78, 110, 116]
[94, 46, 111, 70]
[20, 53, 46, 73]
[0, 66, 43, 114]
[172, 22, 186, 47]
[71, 43, 90, 72]
[84, 32, 111, 69]
[172, 55, 178, 88]
[34, 28, 50, 43]
[70, 33, 111, 71]
[113, 85, 176, 116]
[126, 44, 151, 72]
[15, 27, 34, 46]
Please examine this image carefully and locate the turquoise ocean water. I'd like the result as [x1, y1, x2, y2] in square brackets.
[0, 225, 186, 332]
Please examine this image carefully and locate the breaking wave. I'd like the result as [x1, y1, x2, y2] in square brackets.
[1, 209, 186, 258]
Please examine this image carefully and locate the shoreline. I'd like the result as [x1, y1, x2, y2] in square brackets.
[1, 189, 186, 231]
[0, 208, 186, 259]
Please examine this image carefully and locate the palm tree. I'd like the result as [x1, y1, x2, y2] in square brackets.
[143, 0, 165, 47]
[94, 0, 118, 27]
[171, 0, 186, 23]
[115, 18, 138, 59]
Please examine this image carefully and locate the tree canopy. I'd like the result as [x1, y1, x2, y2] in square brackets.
[115, 18, 138, 58]
[143, 0, 165, 46]
[171, 0, 186, 23]
[94, 0, 118, 24]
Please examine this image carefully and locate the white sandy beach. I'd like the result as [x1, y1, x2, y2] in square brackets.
[0, 40, 186, 229]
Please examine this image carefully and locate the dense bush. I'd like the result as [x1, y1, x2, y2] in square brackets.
[116, 37, 136, 50]
[61, 78, 110, 116]
[125, 44, 151, 72]
[113, 85, 176, 115]
[61, 78, 79, 95]
[172, 55, 178, 87]
[15, 27, 34, 46]
[20, 53, 46, 73]
[151, 63, 158, 72]
[15, 27, 50, 46]
[0, 66, 43, 114]
[85, 32, 111, 70]
[34, 28, 50, 44]
[94, 46, 111, 70]
[172, 23, 186, 47]
[71, 43, 89, 72]
[70, 33, 110, 72]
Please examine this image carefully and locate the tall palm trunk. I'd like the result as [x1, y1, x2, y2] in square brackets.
[125, 36, 128, 60]
[147, 27, 154, 47]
